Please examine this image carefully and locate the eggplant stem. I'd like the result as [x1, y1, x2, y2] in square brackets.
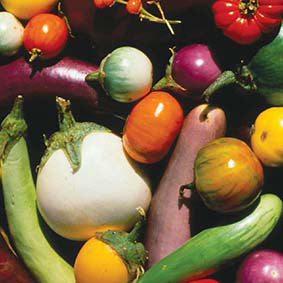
[202, 70, 237, 103]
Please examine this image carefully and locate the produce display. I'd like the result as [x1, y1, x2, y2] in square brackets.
[1, 1, 283, 283]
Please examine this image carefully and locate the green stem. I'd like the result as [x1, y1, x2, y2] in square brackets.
[115, 0, 181, 25]
[0, 97, 75, 283]
[202, 70, 237, 103]
[56, 96, 76, 132]
[127, 207, 146, 242]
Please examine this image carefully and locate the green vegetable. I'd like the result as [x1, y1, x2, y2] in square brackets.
[202, 22, 283, 106]
[0, 96, 75, 283]
[138, 193, 283, 283]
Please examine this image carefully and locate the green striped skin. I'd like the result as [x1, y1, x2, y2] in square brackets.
[248, 25, 283, 106]
[138, 194, 282, 283]
[102, 46, 153, 103]
[194, 137, 264, 213]
[1, 98, 75, 283]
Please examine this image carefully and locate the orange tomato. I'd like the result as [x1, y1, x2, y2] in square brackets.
[122, 91, 184, 164]
[74, 236, 129, 283]
[126, 0, 142, 14]
[251, 107, 283, 167]
[23, 13, 68, 61]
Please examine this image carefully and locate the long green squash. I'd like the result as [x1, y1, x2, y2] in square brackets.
[0, 96, 75, 283]
[138, 193, 283, 283]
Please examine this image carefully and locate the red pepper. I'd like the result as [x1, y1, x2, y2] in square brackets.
[212, 0, 283, 44]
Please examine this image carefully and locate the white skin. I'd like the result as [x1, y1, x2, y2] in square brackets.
[36, 132, 152, 241]
[0, 12, 24, 56]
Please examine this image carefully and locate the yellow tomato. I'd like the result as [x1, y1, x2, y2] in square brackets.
[74, 236, 130, 283]
[1, 0, 59, 20]
[251, 107, 283, 167]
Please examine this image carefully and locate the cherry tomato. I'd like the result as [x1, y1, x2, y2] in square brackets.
[93, 0, 107, 8]
[182, 279, 220, 283]
[251, 107, 283, 167]
[23, 13, 68, 62]
[122, 91, 184, 164]
[126, 0, 142, 14]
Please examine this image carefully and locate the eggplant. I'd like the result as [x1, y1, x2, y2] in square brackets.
[202, 22, 283, 106]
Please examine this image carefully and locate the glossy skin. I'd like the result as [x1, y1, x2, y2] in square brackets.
[236, 249, 283, 283]
[122, 91, 184, 163]
[102, 46, 153, 103]
[251, 107, 283, 167]
[74, 237, 129, 283]
[1, 0, 59, 20]
[23, 13, 68, 61]
[0, 12, 24, 56]
[145, 104, 226, 268]
[194, 137, 264, 213]
[172, 44, 221, 93]
[212, 0, 283, 44]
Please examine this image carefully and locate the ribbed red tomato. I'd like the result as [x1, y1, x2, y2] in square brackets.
[122, 91, 184, 164]
[23, 13, 68, 62]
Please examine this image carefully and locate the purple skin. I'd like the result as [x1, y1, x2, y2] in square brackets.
[236, 249, 283, 283]
[172, 44, 221, 93]
[0, 57, 99, 109]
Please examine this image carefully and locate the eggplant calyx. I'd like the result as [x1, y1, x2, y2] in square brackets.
[153, 52, 188, 95]
[0, 95, 27, 161]
[202, 64, 256, 102]
[96, 207, 147, 282]
[39, 96, 110, 173]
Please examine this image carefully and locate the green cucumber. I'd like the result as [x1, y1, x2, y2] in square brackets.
[138, 193, 283, 283]
[0, 96, 75, 283]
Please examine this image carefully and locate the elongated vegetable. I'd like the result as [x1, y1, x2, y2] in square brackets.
[139, 194, 283, 283]
[202, 22, 283, 106]
[0, 96, 75, 283]
[145, 104, 226, 268]
[0, 57, 98, 110]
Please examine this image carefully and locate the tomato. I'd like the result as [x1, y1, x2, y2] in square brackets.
[251, 107, 283, 167]
[212, 0, 283, 44]
[126, 0, 142, 14]
[23, 13, 68, 62]
[190, 137, 264, 213]
[74, 237, 130, 283]
[122, 91, 184, 164]
[1, 0, 59, 20]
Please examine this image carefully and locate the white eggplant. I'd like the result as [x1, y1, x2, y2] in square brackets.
[36, 97, 152, 241]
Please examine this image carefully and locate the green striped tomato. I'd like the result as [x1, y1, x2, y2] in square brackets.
[193, 137, 264, 213]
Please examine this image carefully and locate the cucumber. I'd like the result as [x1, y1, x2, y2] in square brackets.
[0, 96, 75, 283]
[138, 193, 283, 283]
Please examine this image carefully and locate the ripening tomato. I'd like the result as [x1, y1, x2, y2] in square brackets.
[192, 137, 264, 213]
[122, 91, 184, 164]
[1, 0, 59, 20]
[251, 107, 283, 167]
[126, 0, 142, 14]
[74, 236, 130, 283]
[23, 13, 68, 62]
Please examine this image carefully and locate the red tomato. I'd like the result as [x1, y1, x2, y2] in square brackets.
[122, 91, 184, 164]
[126, 0, 142, 14]
[23, 13, 68, 61]
[212, 0, 283, 44]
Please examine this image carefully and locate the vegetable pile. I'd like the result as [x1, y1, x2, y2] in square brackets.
[1, 1, 283, 283]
